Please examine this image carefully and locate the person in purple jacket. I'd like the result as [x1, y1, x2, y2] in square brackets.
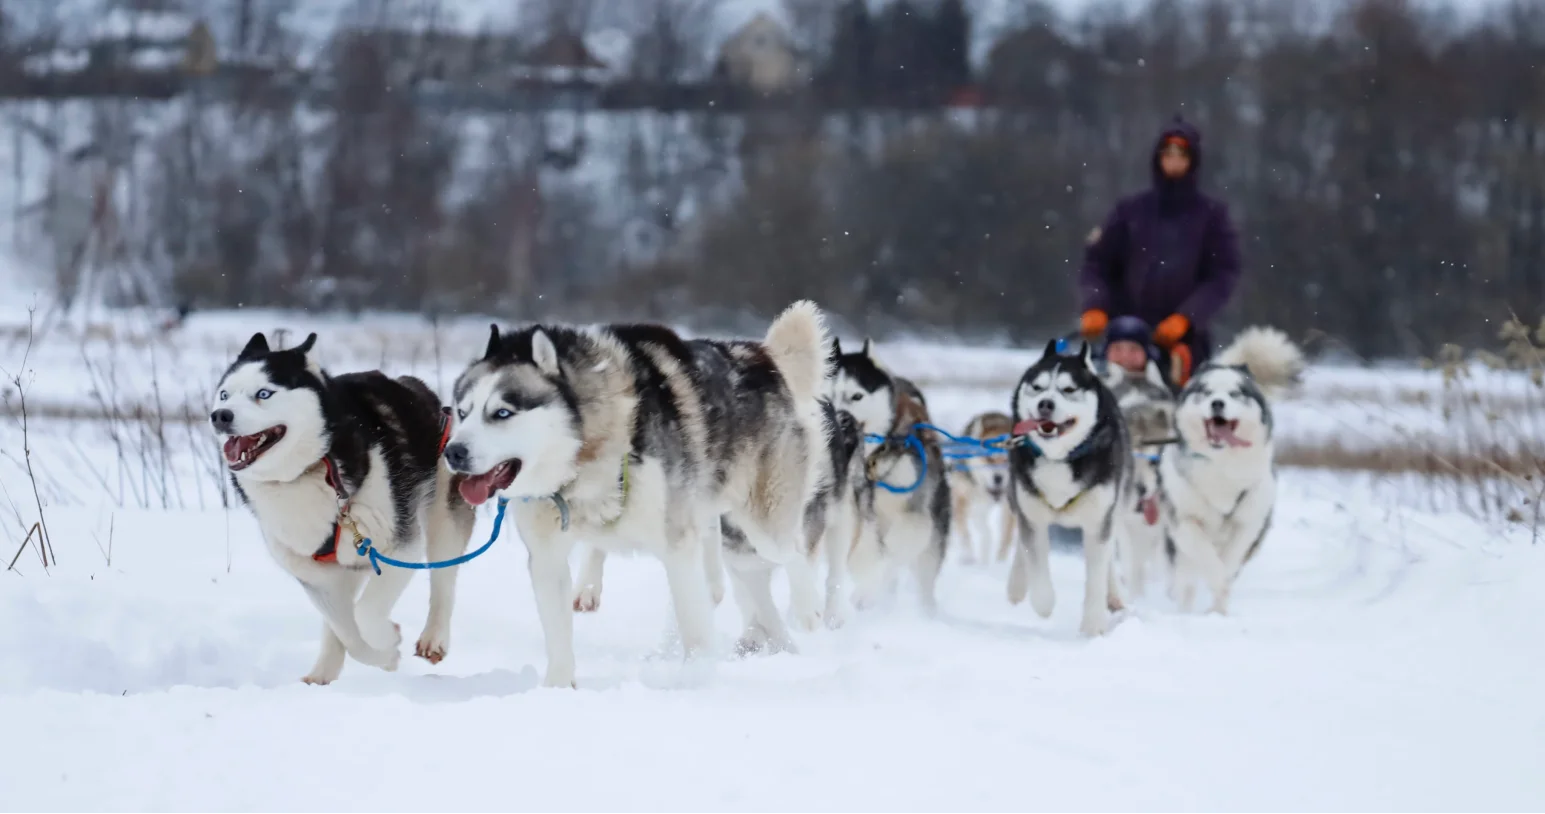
[1077, 116, 1242, 386]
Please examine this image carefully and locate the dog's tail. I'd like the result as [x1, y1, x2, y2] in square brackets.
[766, 299, 831, 404]
[1215, 326, 1305, 395]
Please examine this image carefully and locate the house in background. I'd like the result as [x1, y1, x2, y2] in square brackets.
[712, 11, 806, 94]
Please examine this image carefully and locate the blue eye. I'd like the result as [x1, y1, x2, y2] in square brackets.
[494, 408, 514, 420]
[219, 390, 229, 401]
[256, 389, 273, 400]
[457, 408, 468, 420]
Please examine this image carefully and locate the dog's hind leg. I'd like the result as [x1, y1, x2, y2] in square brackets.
[418, 488, 476, 664]
[573, 543, 606, 613]
[724, 546, 796, 655]
[787, 500, 826, 632]
[847, 518, 886, 610]
[702, 518, 726, 607]
[822, 499, 856, 628]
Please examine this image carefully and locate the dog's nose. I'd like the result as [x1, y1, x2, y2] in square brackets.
[1037, 399, 1055, 415]
[1210, 399, 1225, 413]
[443, 442, 471, 473]
[992, 472, 1005, 488]
[210, 408, 234, 431]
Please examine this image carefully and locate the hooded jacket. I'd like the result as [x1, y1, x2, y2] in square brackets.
[1077, 118, 1242, 350]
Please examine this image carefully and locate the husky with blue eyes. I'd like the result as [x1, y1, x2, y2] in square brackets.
[1006, 339, 1130, 637]
[210, 332, 476, 685]
[442, 302, 832, 687]
[1158, 327, 1304, 614]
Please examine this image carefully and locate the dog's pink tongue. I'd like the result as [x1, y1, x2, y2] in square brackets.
[1012, 419, 1037, 437]
[458, 474, 498, 506]
[1209, 422, 1252, 448]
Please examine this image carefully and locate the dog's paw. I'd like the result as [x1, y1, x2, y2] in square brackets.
[300, 673, 334, 686]
[1107, 592, 1125, 613]
[414, 629, 449, 665]
[823, 604, 847, 630]
[1079, 609, 1112, 637]
[572, 584, 602, 613]
[708, 575, 726, 607]
[542, 667, 577, 689]
[789, 605, 822, 633]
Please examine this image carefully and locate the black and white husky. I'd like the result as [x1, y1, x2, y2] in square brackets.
[1101, 360, 1175, 597]
[442, 302, 831, 687]
[948, 411, 1017, 565]
[1159, 327, 1304, 614]
[211, 333, 476, 684]
[830, 338, 951, 613]
[1006, 340, 1128, 636]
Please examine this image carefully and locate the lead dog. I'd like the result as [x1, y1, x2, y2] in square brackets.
[442, 302, 831, 686]
[1006, 340, 1127, 636]
[211, 333, 475, 684]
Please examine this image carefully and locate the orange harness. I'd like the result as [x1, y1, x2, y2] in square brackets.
[312, 408, 453, 564]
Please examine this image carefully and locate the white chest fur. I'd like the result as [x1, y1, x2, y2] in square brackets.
[1029, 460, 1083, 511]
[239, 448, 404, 561]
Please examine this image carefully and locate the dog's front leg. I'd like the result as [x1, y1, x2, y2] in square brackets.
[702, 517, 726, 607]
[417, 487, 475, 664]
[1077, 510, 1116, 636]
[1167, 517, 1230, 613]
[355, 564, 413, 654]
[525, 531, 577, 688]
[299, 572, 401, 672]
[661, 510, 716, 658]
[847, 516, 887, 610]
[995, 503, 1016, 563]
[572, 543, 606, 612]
[1008, 496, 1056, 618]
[724, 548, 795, 655]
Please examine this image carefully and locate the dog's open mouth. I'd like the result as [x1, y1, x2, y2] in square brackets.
[1013, 417, 1077, 440]
[1204, 417, 1250, 449]
[222, 426, 286, 470]
[458, 459, 522, 506]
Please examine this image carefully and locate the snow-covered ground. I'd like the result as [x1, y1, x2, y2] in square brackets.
[3, 466, 1542, 810]
[2, 309, 1543, 810]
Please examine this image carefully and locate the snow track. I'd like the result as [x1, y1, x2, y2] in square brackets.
[3, 458, 1543, 810]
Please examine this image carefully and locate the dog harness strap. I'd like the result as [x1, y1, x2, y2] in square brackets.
[312, 456, 352, 563]
[436, 407, 453, 456]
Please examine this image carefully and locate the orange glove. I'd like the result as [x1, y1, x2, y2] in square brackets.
[1170, 344, 1194, 386]
[1153, 314, 1190, 349]
[1079, 309, 1109, 339]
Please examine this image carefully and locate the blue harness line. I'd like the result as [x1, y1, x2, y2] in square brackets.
[863, 432, 929, 494]
[353, 497, 511, 575]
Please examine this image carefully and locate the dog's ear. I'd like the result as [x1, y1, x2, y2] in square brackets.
[483, 324, 500, 360]
[830, 337, 842, 360]
[294, 332, 317, 355]
[531, 329, 560, 376]
[1042, 338, 1059, 359]
[1078, 341, 1092, 367]
[1234, 363, 1253, 379]
[238, 332, 269, 361]
[861, 337, 876, 360]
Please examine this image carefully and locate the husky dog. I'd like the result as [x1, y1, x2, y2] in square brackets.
[1005, 340, 1128, 636]
[211, 333, 475, 685]
[947, 411, 1017, 565]
[1101, 360, 1176, 597]
[830, 338, 951, 612]
[1159, 327, 1304, 614]
[443, 302, 830, 687]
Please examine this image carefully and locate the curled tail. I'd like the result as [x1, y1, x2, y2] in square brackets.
[765, 299, 830, 404]
[1215, 326, 1305, 395]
